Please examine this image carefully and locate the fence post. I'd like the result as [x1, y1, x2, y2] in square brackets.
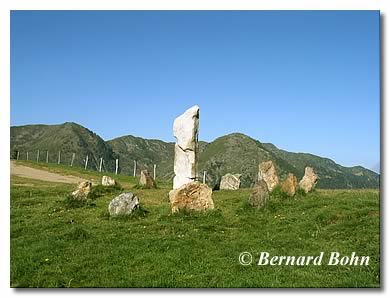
[99, 157, 103, 172]
[133, 160, 137, 176]
[36, 150, 40, 162]
[115, 159, 119, 175]
[27, 152, 29, 160]
[46, 151, 49, 163]
[16, 151, 19, 160]
[70, 153, 75, 167]
[153, 164, 156, 180]
[58, 151, 61, 164]
[84, 155, 88, 170]
[203, 171, 206, 184]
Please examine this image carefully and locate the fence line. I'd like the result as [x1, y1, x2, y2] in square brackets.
[11, 150, 214, 183]
[11, 150, 171, 179]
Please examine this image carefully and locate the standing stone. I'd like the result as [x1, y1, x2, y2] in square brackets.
[139, 170, 157, 189]
[248, 179, 269, 208]
[299, 167, 318, 193]
[169, 182, 214, 213]
[102, 175, 116, 186]
[220, 173, 242, 190]
[71, 181, 92, 201]
[281, 173, 298, 197]
[258, 160, 279, 192]
[172, 105, 199, 189]
[108, 192, 139, 216]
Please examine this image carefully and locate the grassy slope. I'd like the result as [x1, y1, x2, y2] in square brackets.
[10, 162, 380, 288]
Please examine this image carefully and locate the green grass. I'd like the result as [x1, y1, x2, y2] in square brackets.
[10, 162, 380, 288]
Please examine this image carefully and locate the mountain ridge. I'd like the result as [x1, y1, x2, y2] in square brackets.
[10, 122, 379, 189]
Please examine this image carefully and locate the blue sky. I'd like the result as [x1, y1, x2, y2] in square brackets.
[11, 11, 380, 171]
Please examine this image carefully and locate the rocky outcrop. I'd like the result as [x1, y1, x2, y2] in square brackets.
[139, 170, 157, 189]
[172, 105, 199, 189]
[299, 167, 318, 193]
[281, 173, 298, 197]
[220, 173, 241, 190]
[248, 179, 269, 208]
[102, 175, 116, 186]
[169, 181, 214, 213]
[108, 192, 140, 216]
[258, 160, 279, 192]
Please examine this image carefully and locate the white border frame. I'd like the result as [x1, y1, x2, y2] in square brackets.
[1, 1, 387, 297]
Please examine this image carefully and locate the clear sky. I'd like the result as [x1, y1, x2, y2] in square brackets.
[11, 10, 380, 172]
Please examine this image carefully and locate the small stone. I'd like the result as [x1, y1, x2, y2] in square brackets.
[139, 170, 157, 189]
[258, 160, 279, 192]
[248, 179, 269, 208]
[219, 173, 241, 190]
[299, 167, 318, 193]
[108, 192, 139, 216]
[169, 181, 214, 213]
[71, 181, 92, 200]
[102, 175, 116, 186]
[281, 173, 298, 197]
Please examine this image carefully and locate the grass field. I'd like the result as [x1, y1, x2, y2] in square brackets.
[10, 161, 380, 288]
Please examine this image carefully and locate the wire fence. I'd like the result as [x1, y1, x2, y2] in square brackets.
[12, 150, 147, 177]
[11, 149, 208, 183]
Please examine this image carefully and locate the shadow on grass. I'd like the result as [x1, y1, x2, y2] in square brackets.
[99, 205, 149, 221]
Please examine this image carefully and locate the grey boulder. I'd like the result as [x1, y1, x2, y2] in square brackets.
[108, 192, 140, 216]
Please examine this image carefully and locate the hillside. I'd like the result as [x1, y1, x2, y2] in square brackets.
[199, 133, 379, 188]
[107, 135, 175, 178]
[10, 123, 380, 189]
[107, 135, 208, 179]
[10, 122, 117, 171]
[261, 143, 380, 189]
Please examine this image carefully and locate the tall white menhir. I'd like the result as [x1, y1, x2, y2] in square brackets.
[172, 105, 200, 189]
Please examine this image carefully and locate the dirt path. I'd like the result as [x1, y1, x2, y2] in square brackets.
[11, 161, 84, 184]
